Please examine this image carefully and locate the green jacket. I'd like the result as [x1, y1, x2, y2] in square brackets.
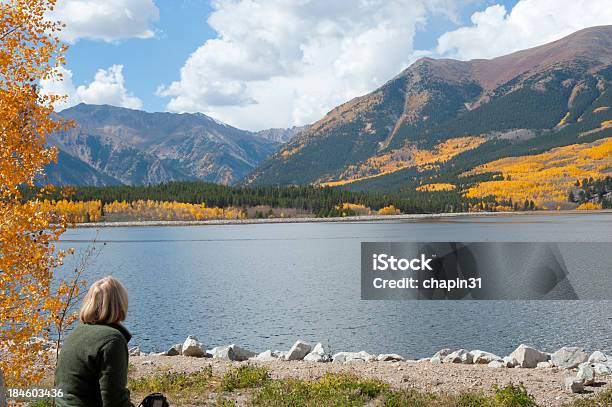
[55, 323, 134, 407]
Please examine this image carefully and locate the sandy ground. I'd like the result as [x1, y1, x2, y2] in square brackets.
[129, 355, 612, 406]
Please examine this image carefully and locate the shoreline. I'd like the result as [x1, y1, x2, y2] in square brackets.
[123, 339, 612, 407]
[72, 209, 612, 228]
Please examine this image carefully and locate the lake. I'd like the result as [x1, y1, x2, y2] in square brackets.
[58, 213, 612, 358]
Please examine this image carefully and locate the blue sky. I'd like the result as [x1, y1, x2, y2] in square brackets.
[43, 0, 612, 130]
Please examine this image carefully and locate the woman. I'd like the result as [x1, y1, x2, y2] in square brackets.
[55, 276, 135, 407]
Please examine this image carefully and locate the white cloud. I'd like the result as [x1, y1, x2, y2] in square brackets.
[41, 65, 143, 110]
[437, 0, 612, 60]
[157, 0, 460, 130]
[52, 0, 159, 43]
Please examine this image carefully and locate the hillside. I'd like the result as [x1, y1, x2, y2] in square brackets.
[47, 104, 280, 185]
[246, 26, 612, 206]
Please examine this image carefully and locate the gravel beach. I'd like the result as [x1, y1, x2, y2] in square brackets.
[128, 355, 611, 406]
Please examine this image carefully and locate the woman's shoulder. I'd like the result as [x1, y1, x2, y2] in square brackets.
[76, 323, 131, 345]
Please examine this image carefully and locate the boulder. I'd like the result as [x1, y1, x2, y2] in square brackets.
[377, 353, 405, 362]
[275, 350, 287, 360]
[285, 340, 312, 361]
[332, 351, 375, 363]
[488, 360, 504, 368]
[592, 362, 612, 375]
[253, 350, 277, 362]
[470, 350, 501, 364]
[210, 344, 256, 361]
[536, 361, 552, 369]
[165, 343, 182, 356]
[304, 343, 331, 362]
[588, 351, 608, 363]
[128, 346, 141, 356]
[564, 376, 584, 393]
[443, 349, 472, 364]
[430, 348, 452, 364]
[551, 347, 588, 369]
[502, 356, 517, 368]
[577, 363, 595, 386]
[182, 336, 205, 357]
[508, 344, 548, 368]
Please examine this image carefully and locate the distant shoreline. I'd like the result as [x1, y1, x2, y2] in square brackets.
[72, 209, 612, 228]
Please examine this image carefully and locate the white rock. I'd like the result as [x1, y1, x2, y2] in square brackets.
[592, 362, 611, 375]
[536, 361, 552, 369]
[430, 348, 452, 364]
[417, 358, 430, 363]
[588, 351, 608, 363]
[488, 360, 504, 368]
[182, 336, 205, 357]
[508, 344, 548, 368]
[502, 356, 517, 368]
[151, 352, 166, 356]
[304, 343, 331, 362]
[210, 344, 256, 361]
[209, 346, 226, 359]
[377, 353, 405, 362]
[470, 350, 501, 364]
[275, 350, 287, 359]
[564, 376, 585, 393]
[577, 363, 596, 385]
[128, 346, 141, 357]
[253, 350, 277, 362]
[551, 347, 589, 369]
[165, 343, 182, 356]
[444, 349, 473, 364]
[285, 340, 312, 361]
[332, 351, 375, 363]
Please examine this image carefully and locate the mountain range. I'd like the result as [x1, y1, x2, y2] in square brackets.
[246, 25, 612, 195]
[47, 26, 612, 200]
[46, 104, 285, 186]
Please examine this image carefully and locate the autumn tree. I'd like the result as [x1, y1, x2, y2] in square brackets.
[0, 0, 73, 385]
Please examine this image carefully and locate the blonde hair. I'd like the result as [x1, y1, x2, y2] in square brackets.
[79, 276, 129, 324]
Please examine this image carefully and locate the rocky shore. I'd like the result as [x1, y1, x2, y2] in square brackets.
[125, 336, 612, 405]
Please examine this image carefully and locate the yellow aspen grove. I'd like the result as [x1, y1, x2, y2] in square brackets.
[378, 205, 401, 215]
[0, 0, 73, 385]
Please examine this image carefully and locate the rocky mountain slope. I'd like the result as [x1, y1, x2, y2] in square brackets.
[47, 104, 280, 185]
[255, 125, 308, 143]
[246, 26, 612, 193]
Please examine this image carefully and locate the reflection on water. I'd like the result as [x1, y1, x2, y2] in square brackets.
[58, 213, 612, 356]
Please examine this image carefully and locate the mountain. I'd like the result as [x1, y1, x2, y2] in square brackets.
[43, 150, 122, 186]
[255, 125, 308, 143]
[47, 104, 279, 185]
[246, 26, 612, 194]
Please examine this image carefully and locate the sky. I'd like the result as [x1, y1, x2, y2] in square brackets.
[41, 0, 612, 131]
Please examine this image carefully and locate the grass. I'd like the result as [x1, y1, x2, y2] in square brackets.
[27, 400, 54, 407]
[128, 365, 215, 404]
[252, 373, 388, 406]
[491, 383, 538, 406]
[125, 366, 607, 407]
[220, 364, 270, 391]
[563, 385, 612, 406]
[380, 384, 538, 407]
